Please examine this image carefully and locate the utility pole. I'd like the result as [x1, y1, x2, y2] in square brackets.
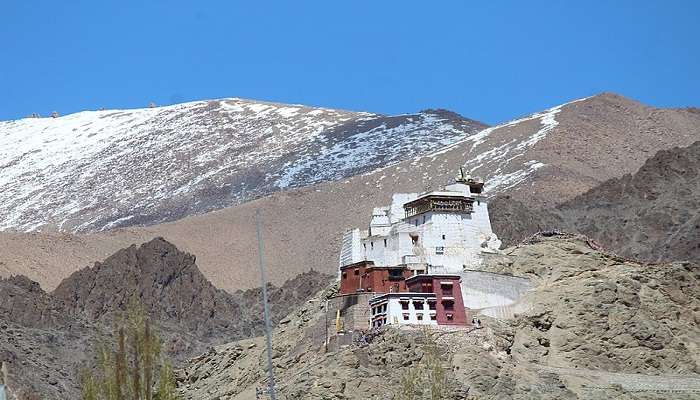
[255, 210, 277, 400]
[324, 300, 329, 351]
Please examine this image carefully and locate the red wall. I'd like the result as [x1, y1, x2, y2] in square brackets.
[407, 275, 467, 325]
[340, 262, 411, 295]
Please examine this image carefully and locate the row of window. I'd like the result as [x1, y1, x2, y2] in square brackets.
[363, 234, 449, 251]
[371, 303, 388, 315]
[400, 300, 437, 311]
[364, 238, 388, 251]
[372, 299, 454, 316]
[372, 317, 387, 328]
[403, 313, 437, 321]
[341, 268, 405, 280]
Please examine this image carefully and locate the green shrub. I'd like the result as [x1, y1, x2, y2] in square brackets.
[80, 302, 180, 400]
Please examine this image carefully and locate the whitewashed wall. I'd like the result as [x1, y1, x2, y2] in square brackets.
[339, 182, 499, 271]
[370, 295, 438, 326]
[459, 270, 532, 319]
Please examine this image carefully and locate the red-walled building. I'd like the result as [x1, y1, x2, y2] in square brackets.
[339, 261, 413, 294]
[406, 274, 468, 326]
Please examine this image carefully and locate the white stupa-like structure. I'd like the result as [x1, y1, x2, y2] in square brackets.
[339, 167, 501, 274]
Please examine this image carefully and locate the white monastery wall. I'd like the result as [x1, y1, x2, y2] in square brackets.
[339, 228, 363, 268]
[339, 179, 501, 273]
[459, 270, 532, 319]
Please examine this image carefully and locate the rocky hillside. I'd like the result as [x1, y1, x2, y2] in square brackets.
[0, 276, 94, 399]
[0, 239, 331, 399]
[491, 140, 700, 264]
[0, 99, 485, 232]
[1, 93, 699, 293]
[177, 234, 700, 400]
[557, 140, 700, 263]
[54, 237, 261, 345]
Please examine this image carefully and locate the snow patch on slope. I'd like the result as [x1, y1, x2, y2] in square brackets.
[275, 113, 463, 188]
[415, 97, 590, 193]
[0, 100, 483, 232]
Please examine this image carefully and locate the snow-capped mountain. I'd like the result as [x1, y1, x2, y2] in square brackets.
[2, 93, 700, 294]
[0, 98, 486, 232]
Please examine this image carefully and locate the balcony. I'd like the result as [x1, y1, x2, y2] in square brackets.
[404, 195, 474, 218]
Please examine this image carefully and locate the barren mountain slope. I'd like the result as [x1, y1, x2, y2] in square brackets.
[490, 140, 700, 263]
[177, 234, 700, 400]
[0, 239, 331, 399]
[2, 93, 699, 292]
[0, 99, 485, 232]
[557, 140, 700, 263]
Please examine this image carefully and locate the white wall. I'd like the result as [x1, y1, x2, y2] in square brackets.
[459, 270, 532, 319]
[341, 183, 499, 272]
[339, 228, 363, 268]
[370, 296, 437, 327]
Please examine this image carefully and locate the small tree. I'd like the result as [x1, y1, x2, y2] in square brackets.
[80, 302, 180, 400]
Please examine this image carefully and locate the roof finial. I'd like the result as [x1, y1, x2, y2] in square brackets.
[456, 166, 470, 183]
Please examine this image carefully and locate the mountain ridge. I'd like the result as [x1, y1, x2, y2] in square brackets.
[0, 238, 332, 399]
[0, 98, 486, 232]
[1, 93, 699, 293]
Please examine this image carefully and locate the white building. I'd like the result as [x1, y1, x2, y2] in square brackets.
[369, 293, 438, 328]
[339, 169, 501, 275]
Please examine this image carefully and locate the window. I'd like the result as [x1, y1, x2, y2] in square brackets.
[363, 243, 366, 250]
[422, 215, 425, 224]
[430, 314, 437, 321]
[415, 219, 418, 227]
[400, 301, 409, 310]
[382, 304, 387, 313]
[403, 313, 410, 321]
[384, 239, 387, 247]
[342, 272, 347, 279]
[370, 241, 374, 250]
[427, 301, 436, 310]
[411, 235, 419, 245]
[412, 300, 425, 310]
[441, 283, 453, 296]
[446, 314, 454, 321]
[442, 234, 446, 240]
[416, 314, 423, 321]
[421, 282, 433, 293]
[389, 269, 403, 278]
[354, 269, 360, 276]
[443, 300, 454, 311]
[436, 246, 445, 254]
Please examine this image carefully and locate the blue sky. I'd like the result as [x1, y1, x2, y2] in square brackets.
[1, 1, 699, 124]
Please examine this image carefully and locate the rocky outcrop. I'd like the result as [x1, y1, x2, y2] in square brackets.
[492, 141, 700, 264]
[0, 277, 92, 399]
[0, 238, 332, 399]
[53, 237, 253, 341]
[488, 195, 563, 247]
[556, 140, 700, 264]
[178, 235, 700, 399]
[0, 275, 71, 329]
